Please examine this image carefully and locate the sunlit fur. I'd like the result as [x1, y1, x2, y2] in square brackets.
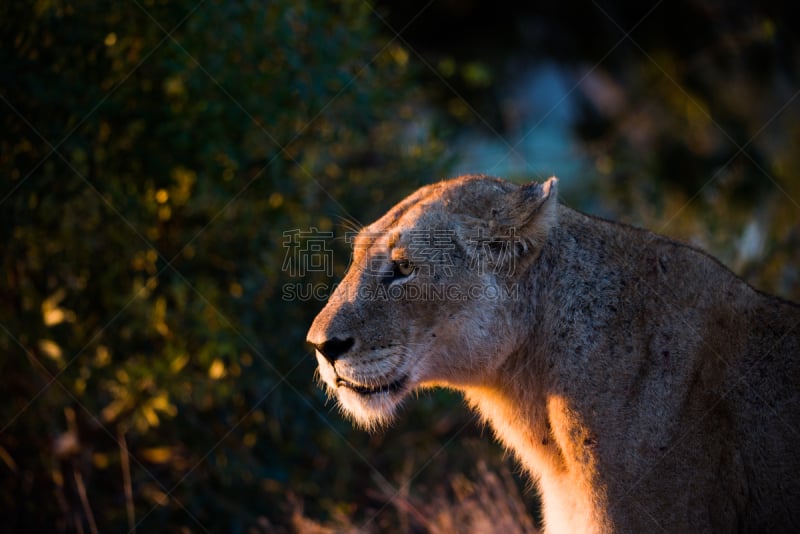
[308, 175, 800, 533]
[315, 345, 415, 431]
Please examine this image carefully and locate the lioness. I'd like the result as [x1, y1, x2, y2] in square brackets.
[306, 175, 800, 533]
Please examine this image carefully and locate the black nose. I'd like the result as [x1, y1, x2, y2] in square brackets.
[314, 337, 354, 364]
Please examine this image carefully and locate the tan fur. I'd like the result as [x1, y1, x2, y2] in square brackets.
[307, 175, 800, 533]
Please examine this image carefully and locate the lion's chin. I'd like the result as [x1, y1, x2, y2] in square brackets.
[335, 379, 410, 431]
[336, 375, 408, 396]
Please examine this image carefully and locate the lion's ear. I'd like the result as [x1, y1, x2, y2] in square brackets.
[458, 177, 558, 276]
[490, 177, 558, 254]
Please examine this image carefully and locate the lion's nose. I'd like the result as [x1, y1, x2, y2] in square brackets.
[314, 337, 355, 364]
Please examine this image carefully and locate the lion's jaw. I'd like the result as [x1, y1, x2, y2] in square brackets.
[314, 342, 418, 429]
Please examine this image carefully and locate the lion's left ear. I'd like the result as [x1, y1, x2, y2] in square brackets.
[489, 176, 558, 258]
[457, 177, 558, 276]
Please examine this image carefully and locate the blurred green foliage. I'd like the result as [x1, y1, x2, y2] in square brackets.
[1, 0, 448, 531]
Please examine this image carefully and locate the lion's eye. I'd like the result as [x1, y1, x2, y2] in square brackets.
[394, 259, 414, 278]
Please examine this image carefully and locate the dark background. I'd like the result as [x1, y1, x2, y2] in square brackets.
[2, 0, 798, 532]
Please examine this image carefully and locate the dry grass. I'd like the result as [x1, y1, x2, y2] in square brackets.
[289, 461, 540, 534]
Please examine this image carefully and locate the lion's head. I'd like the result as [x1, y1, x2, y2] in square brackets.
[306, 175, 558, 429]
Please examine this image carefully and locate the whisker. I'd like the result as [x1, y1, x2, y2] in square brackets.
[334, 213, 364, 236]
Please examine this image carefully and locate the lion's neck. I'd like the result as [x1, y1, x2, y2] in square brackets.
[462, 379, 555, 470]
[461, 216, 609, 532]
[459, 223, 565, 473]
[462, 373, 604, 532]
[462, 340, 609, 532]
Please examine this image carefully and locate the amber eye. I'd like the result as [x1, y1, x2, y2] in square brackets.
[394, 259, 414, 277]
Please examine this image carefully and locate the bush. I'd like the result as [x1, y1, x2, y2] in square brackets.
[0, 1, 448, 530]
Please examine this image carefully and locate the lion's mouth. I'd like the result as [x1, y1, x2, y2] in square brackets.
[336, 375, 407, 396]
